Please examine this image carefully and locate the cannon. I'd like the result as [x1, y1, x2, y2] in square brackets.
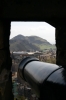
[18, 57, 66, 100]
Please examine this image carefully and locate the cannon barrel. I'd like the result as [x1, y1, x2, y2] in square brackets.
[18, 57, 66, 100]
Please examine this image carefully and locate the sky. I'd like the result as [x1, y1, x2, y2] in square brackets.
[10, 22, 55, 44]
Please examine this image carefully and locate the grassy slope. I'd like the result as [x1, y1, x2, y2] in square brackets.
[26, 36, 56, 50]
[34, 44, 56, 50]
[10, 35, 56, 51]
[10, 40, 40, 51]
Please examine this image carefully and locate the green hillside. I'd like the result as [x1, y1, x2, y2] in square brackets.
[10, 35, 56, 52]
[26, 36, 56, 50]
[26, 36, 51, 45]
[35, 44, 56, 51]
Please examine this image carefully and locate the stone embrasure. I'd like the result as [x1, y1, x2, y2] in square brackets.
[56, 26, 66, 68]
[0, 20, 13, 100]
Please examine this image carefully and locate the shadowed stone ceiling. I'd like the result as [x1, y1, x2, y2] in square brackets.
[0, 0, 66, 27]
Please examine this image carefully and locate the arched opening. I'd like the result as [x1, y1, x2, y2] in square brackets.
[10, 21, 55, 100]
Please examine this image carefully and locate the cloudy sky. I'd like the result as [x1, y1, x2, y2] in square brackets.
[10, 22, 55, 44]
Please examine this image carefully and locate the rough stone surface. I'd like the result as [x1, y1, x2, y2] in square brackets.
[0, 1, 66, 99]
[56, 26, 66, 68]
[0, 1, 66, 27]
[0, 20, 14, 100]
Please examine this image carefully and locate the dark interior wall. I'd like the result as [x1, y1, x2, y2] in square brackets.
[1, 0, 66, 66]
[0, 0, 66, 27]
[0, 20, 13, 100]
[0, 0, 66, 99]
[55, 26, 66, 68]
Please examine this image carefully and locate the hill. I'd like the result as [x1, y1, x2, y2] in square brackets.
[10, 35, 55, 52]
[26, 36, 56, 50]
[26, 36, 51, 45]
[11, 34, 26, 40]
[10, 35, 40, 52]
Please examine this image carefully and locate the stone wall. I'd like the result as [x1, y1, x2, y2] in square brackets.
[56, 26, 66, 68]
[0, 20, 13, 100]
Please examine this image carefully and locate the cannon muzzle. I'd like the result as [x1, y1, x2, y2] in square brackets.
[18, 57, 66, 100]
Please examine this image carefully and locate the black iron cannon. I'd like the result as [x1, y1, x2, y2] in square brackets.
[18, 57, 66, 100]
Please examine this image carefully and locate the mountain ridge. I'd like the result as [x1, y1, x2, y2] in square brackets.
[10, 35, 55, 52]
